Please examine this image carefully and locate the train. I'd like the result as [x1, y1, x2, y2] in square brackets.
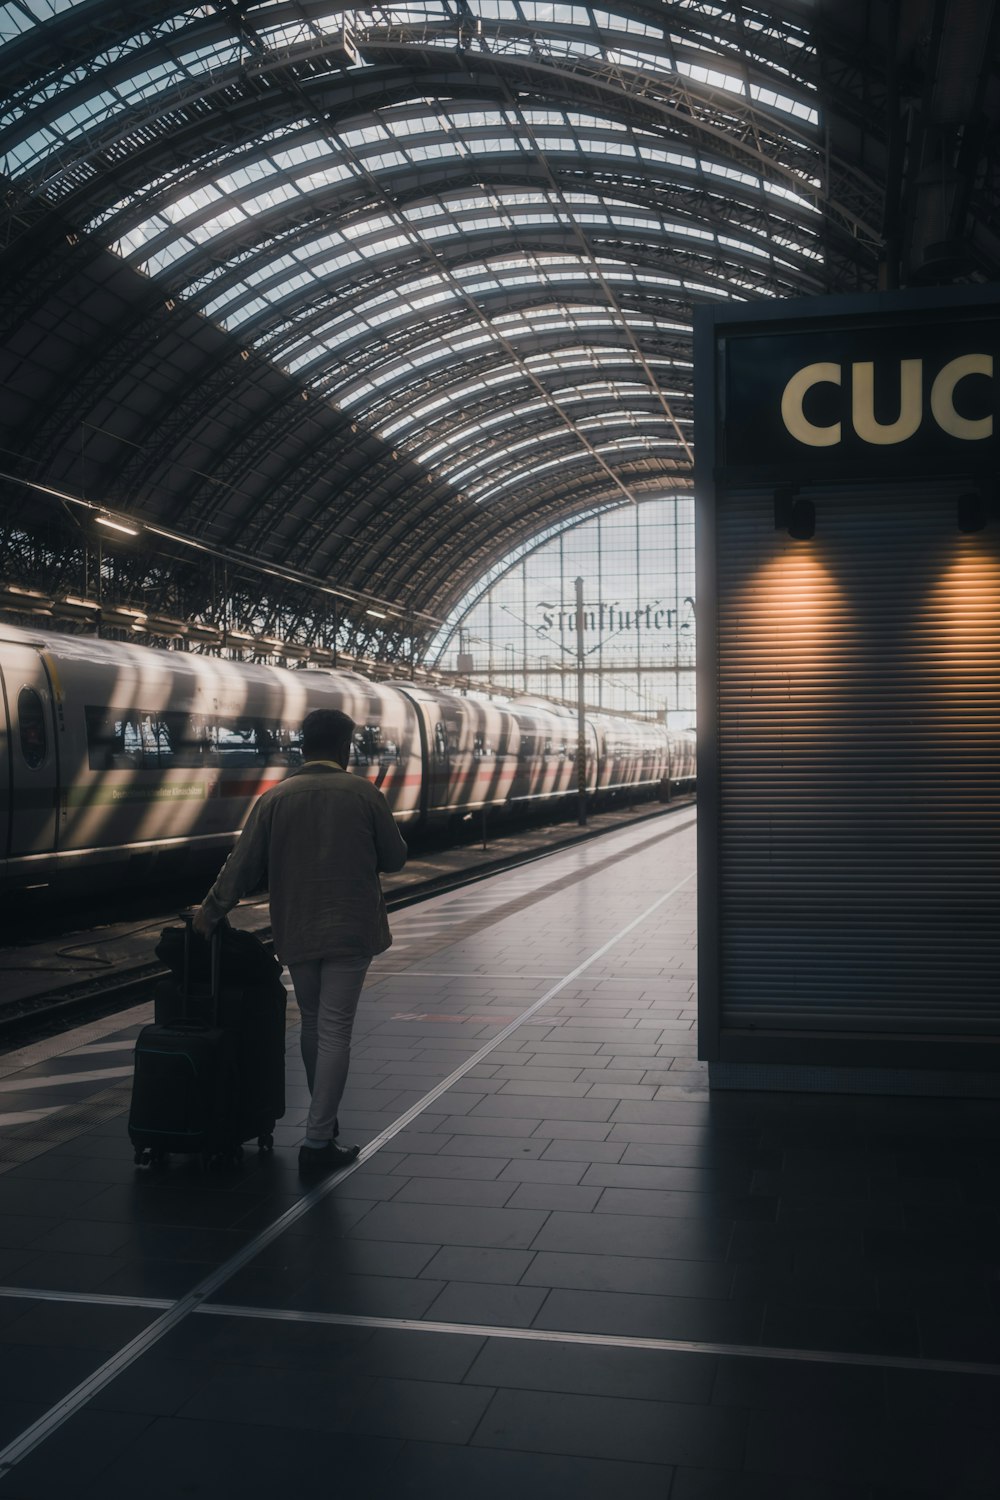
[0, 622, 695, 893]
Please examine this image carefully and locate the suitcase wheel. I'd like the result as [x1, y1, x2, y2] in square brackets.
[134, 1147, 168, 1170]
[258, 1133, 274, 1153]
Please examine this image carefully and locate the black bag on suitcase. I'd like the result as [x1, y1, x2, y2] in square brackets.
[153, 923, 286, 1018]
[129, 914, 286, 1168]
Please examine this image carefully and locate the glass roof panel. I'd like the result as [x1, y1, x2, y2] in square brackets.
[100, 108, 808, 279]
[126, 165, 817, 317]
[414, 387, 675, 467]
[0, 1, 73, 38]
[0, 0, 829, 533]
[470, 450, 594, 505]
[4, 32, 243, 177]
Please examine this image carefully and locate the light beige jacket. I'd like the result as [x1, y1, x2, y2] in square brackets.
[201, 762, 407, 964]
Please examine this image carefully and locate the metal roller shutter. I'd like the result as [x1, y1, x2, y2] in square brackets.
[716, 480, 1000, 1036]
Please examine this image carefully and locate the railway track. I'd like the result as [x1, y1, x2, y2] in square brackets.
[0, 799, 694, 1048]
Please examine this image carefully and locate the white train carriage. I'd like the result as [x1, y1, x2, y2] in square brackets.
[329, 674, 423, 818]
[593, 713, 671, 796]
[667, 727, 697, 789]
[0, 623, 695, 893]
[0, 625, 422, 888]
[506, 698, 597, 805]
[390, 684, 520, 820]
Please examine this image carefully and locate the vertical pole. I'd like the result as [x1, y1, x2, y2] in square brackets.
[597, 514, 604, 711]
[521, 561, 529, 693]
[635, 502, 642, 717]
[575, 575, 587, 827]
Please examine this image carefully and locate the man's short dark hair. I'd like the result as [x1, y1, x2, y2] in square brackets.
[301, 708, 355, 762]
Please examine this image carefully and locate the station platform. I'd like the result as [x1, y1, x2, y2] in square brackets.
[0, 809, 998, 1498]
[0, 797, 689, 1017]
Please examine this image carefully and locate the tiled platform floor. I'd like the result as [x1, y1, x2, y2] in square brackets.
[1, 809, 998, 1498]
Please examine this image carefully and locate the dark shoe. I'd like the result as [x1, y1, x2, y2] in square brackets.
[298, 1140, 360, 1176]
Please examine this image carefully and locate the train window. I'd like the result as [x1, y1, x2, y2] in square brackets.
[209, 716, 303, 769]
[211, 717, 259, 767]
[434, 722, 448, 759]
[134, 714, 168, 768]
[17, 687, 47, 769]
[157, 711, 202, 768]
[279, 724, 303, 766]
[85, 708, 301, 771]
[87, 709, 166, 769]
[142, 715, 170, 765]
[439, 710, 462, 756]
[85, 707, 139, 769]
[255, 721, 303, 767]
[353, 725, 387, 766]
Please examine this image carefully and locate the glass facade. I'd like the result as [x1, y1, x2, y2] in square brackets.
[430, 496, 695, 727]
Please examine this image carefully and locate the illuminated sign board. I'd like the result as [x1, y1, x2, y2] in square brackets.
[721, 309, 999, 476]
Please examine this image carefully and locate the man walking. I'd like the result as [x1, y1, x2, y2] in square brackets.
[193, 708, 407, 1175]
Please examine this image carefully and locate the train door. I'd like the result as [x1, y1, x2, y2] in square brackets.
[409, 698, 450, 820]
[0, 641, 60, 857]
[585, 720, 600, 794]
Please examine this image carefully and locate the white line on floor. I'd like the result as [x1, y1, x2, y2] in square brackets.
[196, 1302, 1000, 1379]
[0, 1284, 996, 1381]
[0, 1286, 173, 1311]
[367, 972, 563, 981]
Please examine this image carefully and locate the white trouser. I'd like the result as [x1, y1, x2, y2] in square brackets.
[287, 957, 370, 1143]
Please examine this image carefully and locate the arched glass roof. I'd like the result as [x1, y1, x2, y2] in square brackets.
[6, 0, 974, 652]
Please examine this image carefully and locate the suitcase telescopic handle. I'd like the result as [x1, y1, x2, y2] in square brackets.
[179, 909, 224, 1021]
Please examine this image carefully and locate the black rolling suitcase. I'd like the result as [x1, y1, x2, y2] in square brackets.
[129, 914, 286, 1169]
[153, 918, 287, 1139]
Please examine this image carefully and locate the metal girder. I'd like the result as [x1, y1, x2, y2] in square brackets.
[92, 111, 827, 277]
[5, 273, 232, 517]
[395, 409, 687, 487]
[325, 321, 693, 412]
[188, 217, 775, 337]
[360, 449, 688, 617]
[4, 23, 864, 258]
[352, 40, 865, 223]
[243, 219, 821, 370]
[218, 192, 823, 355]
[343, 441, 684, 603]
